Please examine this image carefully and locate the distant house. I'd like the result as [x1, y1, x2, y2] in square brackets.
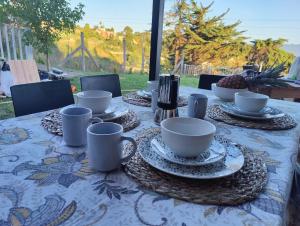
[96, 28, 115, 39]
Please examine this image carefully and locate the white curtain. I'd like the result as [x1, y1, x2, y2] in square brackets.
[0, 70, 14, 97]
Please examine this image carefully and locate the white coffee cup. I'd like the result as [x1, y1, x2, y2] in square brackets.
[75, 90, 112, 114]
[235, 92, 269, 112]
[60, 106, 102, 147]
[87, 122, 137, 172]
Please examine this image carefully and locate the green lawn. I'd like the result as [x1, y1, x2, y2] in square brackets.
[0, 73, 198, 120]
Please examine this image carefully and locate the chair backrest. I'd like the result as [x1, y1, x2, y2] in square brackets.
[198, 74, 226, 90]
[11, 80, 74, 117]
[8, 60, 40, 85]
[80, 74, 122, 97]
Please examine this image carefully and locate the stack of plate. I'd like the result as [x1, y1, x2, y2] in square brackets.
[136, 90, 152, 100]
[139, 134, 245, 179]
[220, 103, 285, 121]
[93, 105, 129, 121]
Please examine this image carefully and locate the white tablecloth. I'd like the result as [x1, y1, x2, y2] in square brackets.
[0, 87, 299, 226]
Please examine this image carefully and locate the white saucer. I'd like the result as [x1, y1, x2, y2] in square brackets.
[93, 105, 129, 121]
[232, 106, 266, 116]
[138, 135, 244, 180]
[150, 135, 226, 166]
[220, 103, 285, 120]
[137, 90, 152, 100]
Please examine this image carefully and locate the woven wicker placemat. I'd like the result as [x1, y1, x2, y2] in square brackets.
[123, 128, 268, 206]
[41, 110, 140, 136]
[122, 92, 188, 107]
[207, 105, 297, 130]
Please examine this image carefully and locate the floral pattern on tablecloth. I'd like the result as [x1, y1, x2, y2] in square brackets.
[12, 153, 93, 188]
[0, 128, 31, 145]
[0, 87, 299, 226]
[0, 185, 77, 226]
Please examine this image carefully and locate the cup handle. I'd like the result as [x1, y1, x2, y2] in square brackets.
[89, 117, 103, 124]
[74, 94, 78, 105]
[120, 136, 137, 163]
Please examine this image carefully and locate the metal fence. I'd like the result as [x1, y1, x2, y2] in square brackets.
[180, 63, 242, 76]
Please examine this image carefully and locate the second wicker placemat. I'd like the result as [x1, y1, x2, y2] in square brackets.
[123, 128, 268, 206]
[41, 109, 140, 136]
[122, 92, 188, 107]
[207, 105, 297, 130]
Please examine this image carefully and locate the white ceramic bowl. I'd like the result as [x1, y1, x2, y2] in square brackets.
[161, 117, 216, 158]
[76, 90, 112, 114]
[212, 83, 248, 101]
[235, 92, 269, 112]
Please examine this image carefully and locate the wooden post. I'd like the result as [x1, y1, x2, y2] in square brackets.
[179, 55, 184, 75]
[122, 32, 126, 72]
[67, 37, 70, 55]
[4, 25, 11, 60]
[61, 32, 99, 70]
[11, 27, 17, 60]
[149, 0, 165, 81]
[84, 46, 99, 69]
[80, 32, 86, 72]
[18, 29, 23, 60]
[0, 26, 4, 58]
[61, 46, 81, 66]
[141, 34, 145, 73]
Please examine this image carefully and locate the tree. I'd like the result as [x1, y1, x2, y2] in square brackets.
[166, 0, 189, 66]
[123, 26, 134, 51]
[166, 0, 248, 68]
[248, 38, 295, 70]
[4, 0, 84, 71]
[0, 0, 9, 23]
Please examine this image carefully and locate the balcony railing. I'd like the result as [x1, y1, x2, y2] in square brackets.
[0, 24, 33, 60]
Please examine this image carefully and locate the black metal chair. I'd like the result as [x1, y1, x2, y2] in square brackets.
[80, 74, 122, 98]
[11, 80, 74, 117]
[198, 74, 226, 90]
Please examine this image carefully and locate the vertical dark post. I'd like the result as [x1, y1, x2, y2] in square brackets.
[122, 32, 127, 73]
[80, 32, 86, 72]
[141, 34, 145, 73]
[149, 0, 165, 81]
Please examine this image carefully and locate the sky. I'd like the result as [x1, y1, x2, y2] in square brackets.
[70, 0, 300, 44]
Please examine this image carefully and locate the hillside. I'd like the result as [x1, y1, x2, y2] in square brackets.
[49, 26, 153, 73]
[46, 22, 296, 74]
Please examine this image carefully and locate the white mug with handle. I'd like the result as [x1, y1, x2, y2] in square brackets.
[87, 122, 137, 172]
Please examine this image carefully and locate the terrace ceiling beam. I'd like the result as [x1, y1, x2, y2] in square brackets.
[149, 0, 165, 81]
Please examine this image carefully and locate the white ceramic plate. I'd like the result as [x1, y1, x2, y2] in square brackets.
[151, 135, 226, 166]
[139, 135, 244, 179]
[220, 103, 285, 121]
[136, 90, 152, 100]
[232, 107, 266, 116]
[224, 102, 269, 116]
[93, 105, 129, 121]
